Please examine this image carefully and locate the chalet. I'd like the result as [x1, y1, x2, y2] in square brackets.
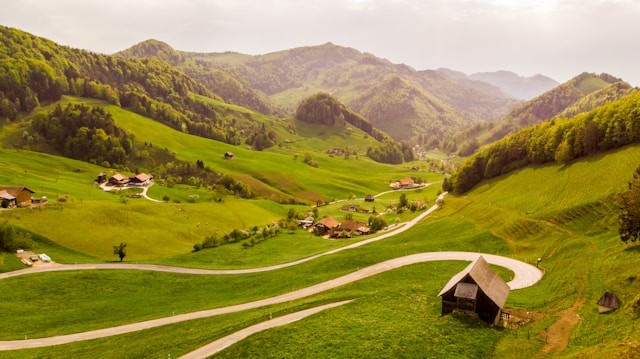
[596, 292, 621, 314]
[314, 216, 340, 235]
[364, 194, 375, 202]
[389, 177, 416, 190]
[108, 173, 128, 186]
[0, 187, 34, 208]
[129, 173, 153, 186]
[96, 173, 107, 184]
[224, 152, 234, 159]
[438, 256, 510, 325]
[331, 221, 369, 238]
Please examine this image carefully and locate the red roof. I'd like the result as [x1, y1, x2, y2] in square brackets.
[399, 178, 414, 186]
[316, 216, 340, 229]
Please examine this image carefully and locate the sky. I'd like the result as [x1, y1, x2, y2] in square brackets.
[1, 0, 639, 85]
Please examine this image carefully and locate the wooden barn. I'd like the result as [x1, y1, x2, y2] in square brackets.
[438, 256, 510, 325]
[0, 187, 34, 208]
[596, 292, 621, 314]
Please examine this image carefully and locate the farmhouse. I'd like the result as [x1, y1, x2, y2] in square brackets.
[129, 173, 153, 186]
[332, 220, 370, 238]
[108, 173, 129, 186]
[0, 187, 34, 208]
[438, 256, 509, 325]
[596, 292, 621, 314]
[389, 177, 417, 189]
[314, 216, 340, 235]
[224, 151, 234, 159]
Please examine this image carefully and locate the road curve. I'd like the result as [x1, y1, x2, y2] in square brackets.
[0, 251, 541, 351]
[178, 300, 353, 359]
[0, 200, 444, 280]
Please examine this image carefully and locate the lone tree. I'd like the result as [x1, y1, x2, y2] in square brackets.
[619, 166, 640, 243]
[113, 242, 127, 262]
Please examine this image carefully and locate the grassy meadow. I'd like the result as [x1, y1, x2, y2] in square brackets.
[1, 99, 639, 357]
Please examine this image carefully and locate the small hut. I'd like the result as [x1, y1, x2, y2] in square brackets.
[224, 152, 234, 159]
[596, 292, 621, 314]
[438, 256, 509, 325]
[364, 194, 375, 202]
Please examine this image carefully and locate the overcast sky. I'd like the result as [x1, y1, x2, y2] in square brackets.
[1, 0, 639, 85]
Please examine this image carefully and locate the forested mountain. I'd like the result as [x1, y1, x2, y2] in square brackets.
[468, 70, 558, 100]
[119, 41, 521, 147]
[455, 73, 635, 152]
[0, 25, 285, 149]
[445, 91, 640, 194]
[116, 40, 278, 116]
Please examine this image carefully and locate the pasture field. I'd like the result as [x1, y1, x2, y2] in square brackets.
[0, 141, 638, 356]
[59, 96, 421, 201]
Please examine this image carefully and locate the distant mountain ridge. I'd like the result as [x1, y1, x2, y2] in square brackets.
[118, 40, 521, 146]
[469, 70, 558, 100]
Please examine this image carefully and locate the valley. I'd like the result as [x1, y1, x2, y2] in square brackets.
[1, 23, 639, 359]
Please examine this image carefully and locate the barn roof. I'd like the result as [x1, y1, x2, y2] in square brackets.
[0, 187, 34, 196]
[110, 173, 126, 181]
[132, 173, 151, 182]
[597, 292, 621, 310]
[316, 216, 340, 229]
[399, 178, 414, 185]
[438, 256, 510, 309]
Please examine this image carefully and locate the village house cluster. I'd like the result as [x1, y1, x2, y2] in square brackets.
[95, 172, 153, 187]
[312, 216, 370, 238]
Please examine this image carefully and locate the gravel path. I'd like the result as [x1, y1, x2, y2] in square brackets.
[0, 251, 541, 351]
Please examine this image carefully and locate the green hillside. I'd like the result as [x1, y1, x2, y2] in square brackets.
[42, 96, 422, 201]
[457, 73, 635, 150]
[1, 144, 638, 358]
[447, 91, 640, 194]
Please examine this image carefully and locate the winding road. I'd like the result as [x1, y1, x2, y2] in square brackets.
[0, 192, 544, 355]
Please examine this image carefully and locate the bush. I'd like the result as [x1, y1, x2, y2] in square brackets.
[162, 195, 170, 201]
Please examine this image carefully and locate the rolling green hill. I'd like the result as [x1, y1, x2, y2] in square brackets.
[447, 91, 640, 194]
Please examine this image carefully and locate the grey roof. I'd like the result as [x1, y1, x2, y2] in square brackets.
[0, 192, 16, 200]
[438, 256, 510, 308]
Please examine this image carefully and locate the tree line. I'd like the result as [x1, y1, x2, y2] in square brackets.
[445, 91, 640, 194]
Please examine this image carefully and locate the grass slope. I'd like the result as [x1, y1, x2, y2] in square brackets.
[58, 96, 417, 202]
[1, 145, 638, 357]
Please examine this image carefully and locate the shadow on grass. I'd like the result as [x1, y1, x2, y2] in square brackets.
[623, 243, 640, 252]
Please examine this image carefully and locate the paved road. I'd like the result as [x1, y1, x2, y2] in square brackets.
[178, 300, 353, 359]
[0, 251, 541, 351]
[0, 198, 445, 280]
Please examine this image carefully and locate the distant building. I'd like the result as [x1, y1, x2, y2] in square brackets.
[129, 173, 153, 186]
[96, 173, 107, 184]
[438, 256, 510, 325]
[364, 194, 375, 202]
[314, 216, 340, 235]
[0, 187, 34, 208]
[596, 292, 621, 314]
[340, 204, 361, 212]
[332, 220, 369, 238]
[108, 173, 128, 186]
[224, 152, 234, 159]
[389, 177, 416, 190]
